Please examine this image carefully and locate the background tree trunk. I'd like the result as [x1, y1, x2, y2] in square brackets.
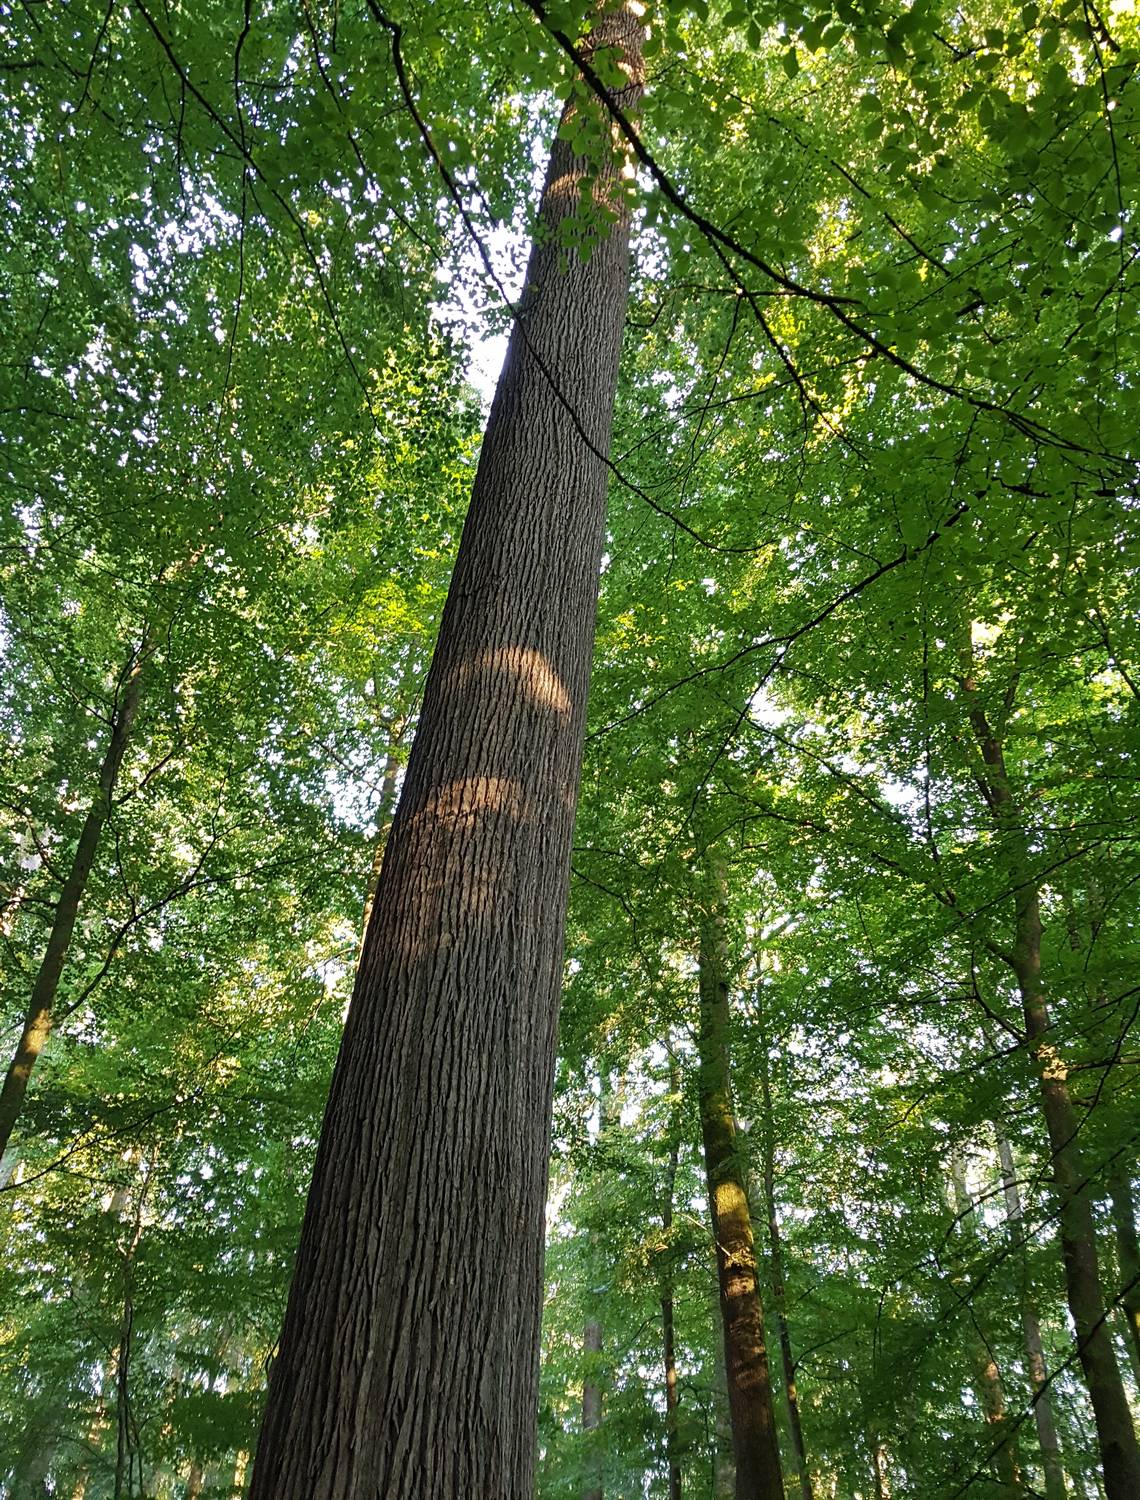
[0, 642, 147, 1159]
[582, 1316, 603, 1500]
[1107, 1166, 1140, 1385]
[870, 1436, 890, 1500]
[660, 1059, 683, 1500]
[960, 670, 1140, 1499]
[948, 1150, 1024, 1498]
[248, 9, 644, 1497]
[995, 1128, 1068, 1500]
[697, 868, 784, 1500]
[756, 1002, 812, 1500]
[355, 726, 405, 965]
[582, 1073, 614, 1500]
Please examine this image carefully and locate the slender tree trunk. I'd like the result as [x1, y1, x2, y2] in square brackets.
[712, 1354, 736, 1500]
[0, 642, 146, 1159]
[995, 1129, 1069, 1500]
[114, 1163, 152, 1500]
[870, 1437, 890, 1500]
[660, 1062, 683, 1500]
[184, 1461, 204, 1500]
[356, 725, 406, 966]
[248, 12, 644, 1497]
[582, 1316, 603, 1500]
[948, 1151, 1025, 1497]
[960, 670, 1140, 1499]
[1016, 928, 1140, 1497]
[71, 1201, 130, 1500]
[660, 1285, 682, 1500]
[696, 870, 784, 1500]
[1107, 1165, 1140, 1385]
[582, 1075, 615, 1500]
[756, 1006, 811, 1500]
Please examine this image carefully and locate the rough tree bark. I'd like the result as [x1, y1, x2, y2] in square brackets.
[696, 868, 784, 1500]
[948, 1150, 1025, 1498]
[0, 641, 147, 1160]
[994, 1128, 1069, 1500]
[248, 9, 644, 1497]
[959, 663, 1140, 1499]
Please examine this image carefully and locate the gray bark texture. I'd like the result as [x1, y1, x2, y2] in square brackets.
[248, 10, 644, 1498]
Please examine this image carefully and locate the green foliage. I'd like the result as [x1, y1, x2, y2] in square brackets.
[2, 0, 1138, 1493]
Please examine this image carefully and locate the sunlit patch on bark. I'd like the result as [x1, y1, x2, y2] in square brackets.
[451, 646, 572, 717]
[1036, 1044, 1068, 1081]
[416, 775, 526, 825]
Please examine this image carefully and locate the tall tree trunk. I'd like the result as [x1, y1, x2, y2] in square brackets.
[756, 1005, 812, 1500]
[960, 668, 1140, 1499]
[995, 1128, 1069, 1500]
[248, 11, 644, 1497]
[0, 642, 146, 1159]
[948, 1151, 1025, 1497]
[660, 1062, 683, 1500]
[696, 869, 784, 1500]
[1107, 1165, 1140, 1386]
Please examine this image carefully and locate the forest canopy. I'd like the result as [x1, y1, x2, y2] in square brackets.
[1, 0, 1138, 1496]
